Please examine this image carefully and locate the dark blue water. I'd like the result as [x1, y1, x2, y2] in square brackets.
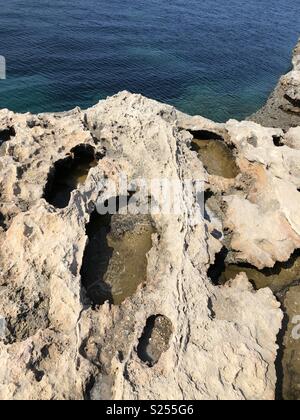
[0, 0, 299, 121]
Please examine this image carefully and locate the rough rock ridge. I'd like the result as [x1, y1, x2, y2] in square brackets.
[0, 91, 286, 400]
[250, 39, 300, 129]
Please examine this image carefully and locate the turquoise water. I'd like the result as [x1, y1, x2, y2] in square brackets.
[0, 0, 299, 121]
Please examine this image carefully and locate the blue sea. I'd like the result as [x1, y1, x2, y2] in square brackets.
[0, 0, 299, 121]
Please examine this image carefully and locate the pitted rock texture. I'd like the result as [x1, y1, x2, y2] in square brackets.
[0, 92, 285, 400]
[178, 115, 300, 270]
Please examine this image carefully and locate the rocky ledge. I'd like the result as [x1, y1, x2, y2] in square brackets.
[0, 42, 300, 401]
[250, 39, 300, 129]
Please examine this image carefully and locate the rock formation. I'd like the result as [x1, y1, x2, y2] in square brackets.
[1, 38, 300, 401]
[0, 91, 289, 400]
[250, 39, 300, 129]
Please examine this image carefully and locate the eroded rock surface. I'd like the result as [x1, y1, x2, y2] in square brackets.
[178, 114, 300, 271]
[0, 91, 287, 400]
[250, 39, 300, 129]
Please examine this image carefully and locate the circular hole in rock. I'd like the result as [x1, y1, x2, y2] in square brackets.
[137, 315, 173, 367]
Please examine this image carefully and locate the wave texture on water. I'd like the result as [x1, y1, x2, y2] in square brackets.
[0, 0, 300, 121]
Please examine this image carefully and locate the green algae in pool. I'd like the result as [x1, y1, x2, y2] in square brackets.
[81, 211, 154, 306]
[211, 249, 300, 400]
[218, 250, 300, 294]
[281, 285, 300, 401]
[192, 138, 239, 179]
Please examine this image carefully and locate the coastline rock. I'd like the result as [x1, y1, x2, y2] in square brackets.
[178, 115, 300, 269]
[0, 92, 283, 400]
[250, 39, 300, 129]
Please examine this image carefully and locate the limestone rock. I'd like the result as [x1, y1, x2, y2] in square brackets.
[284, 126, 300, 149]
[250, 39, 300, 129]
[0, 92, 283, 400]
[178, 114, 300, 269]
